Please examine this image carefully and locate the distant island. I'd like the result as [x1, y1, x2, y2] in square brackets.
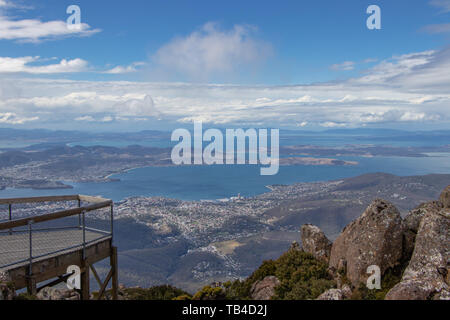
[279, 157, 357, 166]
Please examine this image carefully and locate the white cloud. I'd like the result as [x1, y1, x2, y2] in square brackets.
[383, 49, 450, 90]
[330, 61, 355, 71]
[346, 110, 441, 124]
[103, 62, 146, 74]
[0, 56, 88, 74]
[113, 95, 160, 117]
[351, 49, 450, 90]
[320, 122, 348, 128]
[422, 23, 450, 34]
[75, 115, 148, 123]
[0, 112, 38, 124]
[399, 112, 426, 121]
[429, 0, 450, 12]
[153, 22, 272, 79]
[100, 116, 114, 122]
[0, 10, 100, 42]
[0, 0, 24, 9]
[330, 58, 379, 71]
[75, 115, 95, 122]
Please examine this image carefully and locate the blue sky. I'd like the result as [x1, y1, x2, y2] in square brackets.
[0, 0, 449, 131]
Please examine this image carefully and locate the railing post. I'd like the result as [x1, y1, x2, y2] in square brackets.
[28, 220, 33, 276]
[26, 220, 36, 296]
[78, 199, 81, 228]
[80, 209, 90, 300]
[82, 210, 86, 259]
[8, 204, 12, 235]
[110, 202, 114, 242]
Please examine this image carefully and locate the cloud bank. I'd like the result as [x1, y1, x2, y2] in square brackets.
[0, 47, 449, 129]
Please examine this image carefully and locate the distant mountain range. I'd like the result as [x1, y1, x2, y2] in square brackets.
[1, 127, 450, 149]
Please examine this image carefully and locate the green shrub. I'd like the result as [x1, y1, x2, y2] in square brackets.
[173, 294, 192, 300]
[14, 293, 37, 300]
[120, 285, 190, 300]
[216, 248, 335, 300]
[193, 285, 225, 300]
[273, 249, 334, 300]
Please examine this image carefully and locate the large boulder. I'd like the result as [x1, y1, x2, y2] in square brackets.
[403, 201, 443, 233]
[386, 208, 449, 300]
[301, 224, 332, 263]
[329, 199, 403, 287]
[439, 185, 450, 208]
[316, 285, 352, 300]
[36, 287, 80, 300]
[402, 201, 443, 260]
[0, 272, 15, 300]
[316, 289, 343, 300]
[250, 276, 280, 300]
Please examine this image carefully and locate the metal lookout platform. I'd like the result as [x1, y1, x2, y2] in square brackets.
[0, 195, 118, 300]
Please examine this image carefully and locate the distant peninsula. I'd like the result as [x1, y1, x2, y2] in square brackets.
[279, 157, 358, 166]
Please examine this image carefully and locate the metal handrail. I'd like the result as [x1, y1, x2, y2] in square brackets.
[0, 195, 81, 205]
[0, 200, 112, 231]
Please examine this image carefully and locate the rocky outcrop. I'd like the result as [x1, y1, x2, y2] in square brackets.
[290, 241, 301, 251]
[316, 285, 352, 300]
[402, 201, 443, 261]
[0, 272, 15, 300]
[440, 185, 450, 208]
[250, 276, 280, 300]
[36, 287, 80, 300]
[316, 289, 343, 300]
[329, 199, 403, 287]
[385, 207, 449, 300]
[403, 201, 443, 233]
[301, 224, 332, 263]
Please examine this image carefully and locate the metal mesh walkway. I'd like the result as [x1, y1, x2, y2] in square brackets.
[0, 228, 108, 270]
